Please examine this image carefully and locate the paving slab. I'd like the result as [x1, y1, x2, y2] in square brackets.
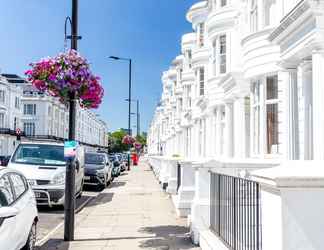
[37, 160, 200, 250]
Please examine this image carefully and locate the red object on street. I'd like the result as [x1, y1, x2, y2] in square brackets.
[131, 153, 138, 166]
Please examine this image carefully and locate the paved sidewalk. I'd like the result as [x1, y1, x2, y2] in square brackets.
[39, 160, 200, 250]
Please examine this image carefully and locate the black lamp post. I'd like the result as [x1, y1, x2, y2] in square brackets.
[108, 56, 132, 169]
[64, 0, 82, 241]
[129, 99, 140, 137]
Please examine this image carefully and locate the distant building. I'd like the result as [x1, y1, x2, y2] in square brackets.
[0, 74, 23, 155]
[0, 74, 108, 155]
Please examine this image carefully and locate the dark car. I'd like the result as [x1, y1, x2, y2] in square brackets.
[84, 152, 113, 189]
[108, 155, 121, 177]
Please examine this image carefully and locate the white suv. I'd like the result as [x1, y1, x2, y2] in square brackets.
[0, 167, 38, 250]
[8, 140, 85, 207]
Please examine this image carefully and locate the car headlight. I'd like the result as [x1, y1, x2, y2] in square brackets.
[51, 172, 66, 185]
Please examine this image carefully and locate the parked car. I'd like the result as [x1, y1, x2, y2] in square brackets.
[8, 140, 85, 207]
[116, 154, 127, 172]
[0, 167, 38, 250]
[0, 156, 10, 167]
[108, 155, 121, 178]
[84, 152, 113, 189]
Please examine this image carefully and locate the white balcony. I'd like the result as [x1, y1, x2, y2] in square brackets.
[206, 6, 239, 41]
[192, 47, 209, 67]
[241, 28, 280, 79]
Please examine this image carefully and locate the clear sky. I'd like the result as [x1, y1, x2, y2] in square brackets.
[0, 0, 197, 133]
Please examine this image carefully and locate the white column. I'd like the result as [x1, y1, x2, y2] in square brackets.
[225, 102, 234, 157]
[285, 68, 299, 160]
[312, 50, 324, 160]
[215, 107, 222, 157]
[298, 61, 313, 160]
[234, 97, 247, 158]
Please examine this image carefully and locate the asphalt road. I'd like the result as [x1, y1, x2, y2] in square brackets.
[36, 187, 100, 243]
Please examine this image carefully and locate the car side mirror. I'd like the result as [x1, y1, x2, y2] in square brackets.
[0, 207, 19, 219]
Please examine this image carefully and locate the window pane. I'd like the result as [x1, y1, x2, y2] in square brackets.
[10, 174, 27, 198]
[219, 35, 226, 74]
[266, 103, 279, 154]
[266, 75, 278, 100]
[199, 68, 205, 96]
[0, 175, 14, 207]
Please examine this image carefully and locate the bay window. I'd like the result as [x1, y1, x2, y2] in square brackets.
[266, 75, 279, 154]
[251, 75, 279, 156]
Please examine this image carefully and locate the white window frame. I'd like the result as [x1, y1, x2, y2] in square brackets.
[250, 0, 258, 33]
[24, 123, 35, 136]
[0, 113, 5, 128]
[0, 90, 5, 104]
[250, 75, 280, 157]
[198, 67, 205, 96]
[24, 104, 36, 115]
[198, 23, 205, 48]
[219, 34, 227, 74]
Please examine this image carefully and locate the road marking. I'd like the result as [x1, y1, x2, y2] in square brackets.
[35, 194, 96, 246]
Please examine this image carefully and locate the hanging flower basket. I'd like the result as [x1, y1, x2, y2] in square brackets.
[134, 141, 142, 150]
[122, 135, 135, 145]
[25, 49, 104, 109]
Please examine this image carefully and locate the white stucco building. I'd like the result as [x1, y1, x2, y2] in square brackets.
[0, 74, 108, 156]
[148, 1, 324, 250]
[0, 74, 23, 155]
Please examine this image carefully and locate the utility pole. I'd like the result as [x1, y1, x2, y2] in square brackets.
[64, 0, 79, 241]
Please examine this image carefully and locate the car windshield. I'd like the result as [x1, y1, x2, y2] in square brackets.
[12, 144, 65, 166]
[85, 153, 105, 165]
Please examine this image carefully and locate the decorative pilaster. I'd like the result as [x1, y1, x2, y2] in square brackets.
[225, 102, 234, 157]
[312, 50, 324, 160]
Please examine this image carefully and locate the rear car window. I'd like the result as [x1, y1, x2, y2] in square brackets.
[0, 175, 14, 207]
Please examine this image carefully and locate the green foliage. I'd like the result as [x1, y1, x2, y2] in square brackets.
[136, 133, 147, 146]
[108, 129, 129, 153]
[108, 130, 147, 153]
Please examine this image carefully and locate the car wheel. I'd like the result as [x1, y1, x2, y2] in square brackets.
[22, 221, 36, 250]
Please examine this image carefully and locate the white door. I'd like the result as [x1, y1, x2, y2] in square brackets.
[0, 174, 17, 250]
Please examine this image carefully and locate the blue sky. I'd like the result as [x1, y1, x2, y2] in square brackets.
[0, 0, 197, 133]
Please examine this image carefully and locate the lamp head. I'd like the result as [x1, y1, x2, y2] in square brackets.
[109, 56, 120, 60]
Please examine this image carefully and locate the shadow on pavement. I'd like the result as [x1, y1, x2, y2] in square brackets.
[37, 195, 92, 214]
[138, 225, 195, 249]
[37, 239, 69, 250]
[85, 192, 114, 207]
[109, 181, 126, 188]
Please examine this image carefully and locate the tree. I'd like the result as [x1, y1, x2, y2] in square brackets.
[136, 132, 147, 146]
[108, 129, 129, 153]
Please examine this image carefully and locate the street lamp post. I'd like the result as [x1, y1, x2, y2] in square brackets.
[129, 99, 140, 137]
[64, 0, 81, 241]
[108, 56, 132, 169]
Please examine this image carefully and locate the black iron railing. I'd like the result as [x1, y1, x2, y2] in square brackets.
[177, 163, 182, 192]
[210, 173, 262, 250]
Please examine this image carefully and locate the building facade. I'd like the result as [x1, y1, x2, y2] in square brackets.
[148, 1, 324, 250]
[0, 74, 108, 156]
[0, 74, 23, 155]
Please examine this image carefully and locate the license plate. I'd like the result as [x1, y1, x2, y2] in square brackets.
[34, 192, 41, 198]
[84, 176, 90, 181]
[28, 179, 36, 186]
